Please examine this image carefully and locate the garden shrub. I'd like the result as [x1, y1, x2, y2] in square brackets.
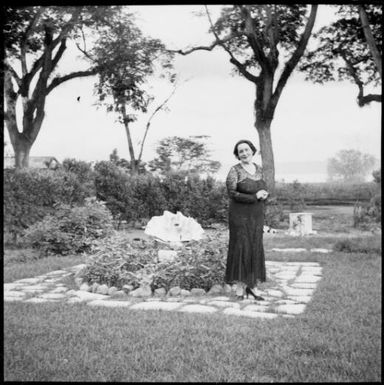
[22, 197, 114, 255]
[333, 236, 381, 254]
[61, 158, 96, 197]
[94, 160, 136, 224]
[4, 168, 89, 245]
[264, 198, 285, 228]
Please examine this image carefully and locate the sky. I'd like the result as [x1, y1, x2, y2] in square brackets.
[4, 5, 382, 182]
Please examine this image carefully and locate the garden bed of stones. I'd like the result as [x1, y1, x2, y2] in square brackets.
[5, 260, 324, 319]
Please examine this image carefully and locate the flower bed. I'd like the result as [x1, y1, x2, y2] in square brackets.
[79, 231, 229, 293]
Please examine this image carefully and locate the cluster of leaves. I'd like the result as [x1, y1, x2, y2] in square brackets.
[22, 198, 114, 255]
[3, 168, 90, 244]
[80, 231, 228, 291]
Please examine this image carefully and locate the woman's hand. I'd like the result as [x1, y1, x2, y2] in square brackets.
[256, 189, 269, 200]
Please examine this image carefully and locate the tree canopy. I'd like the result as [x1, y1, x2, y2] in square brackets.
[327, 149, 377, 183]
[299, 4, 382, 106]
[148, 136, 221, 177]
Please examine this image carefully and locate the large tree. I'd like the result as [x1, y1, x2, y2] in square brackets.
[299, 4, 382, 107]
[327, 149, 377, 183]
[148, 135, 221, 177]
[3, 6, 122, 168]
[175, 5, 318, 194]
[90, 13, 176, 174]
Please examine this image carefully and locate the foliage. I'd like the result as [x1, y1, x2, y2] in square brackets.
[3, 6, 120, 167]
[333, 236, 381, 254]
[264, 198, 285, 228]
[22, 198, 114, 255]
[327, 149, 377, 183]
[299, 4, 382, 106]
[80, 231, 228, 291]
[372, 168, 381, 184]
[91, 9, 174, 172]
[61, 158, 96, 196]
[3, 168, 89, 245]
[148, 135, 221, 177]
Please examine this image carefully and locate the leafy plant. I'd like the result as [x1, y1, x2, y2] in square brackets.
[22, 198, 114, 255]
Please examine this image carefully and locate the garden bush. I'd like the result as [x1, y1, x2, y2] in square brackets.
[80, 231, 228, 292]
[4, 168, 89, 245]
[22, 197, 114, 255]
[333, 236, 381, 254]
[61, 158, 96, 197]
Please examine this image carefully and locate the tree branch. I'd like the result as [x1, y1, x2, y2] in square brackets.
[205, 5, 259, 83]
[46, 69, 98, 94]
[358, 5, 382, 80]
[271, 4, 318, 109]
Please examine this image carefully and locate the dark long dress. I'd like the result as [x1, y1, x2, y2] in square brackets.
[225, 163, 267, 287]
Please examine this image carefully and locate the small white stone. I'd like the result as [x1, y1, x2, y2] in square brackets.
[276, 304, 306, 315]
[80, 283, 91, 292]
[108, 287, 118, 296]
[223, 308, 278, 319]
[207, 284, 223, 295]
[242, 304, 269, 312]
[71, 291, 108, 301]
[290, 283, 317, 289]
[208, 296, 231, 301]
[96, 284, 109, 295]
[310, 248, 330, 253]
[87, 300, 131, 307]
[130, 286, 152, 297]
[131, 301, 181, 311]
[180, 289, 191, 297]
[190, 288, 206, 296]
[38, 293, 67, 300]
[207, 301, 240, 309]
[288, 295, 313, 304]
[154, 288, 166, 297]
[284, 288, 314, 296]
[178, 304, 217, 313]
[168, 286, 182, 296]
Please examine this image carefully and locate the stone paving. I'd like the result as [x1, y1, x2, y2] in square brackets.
[4, 260, 323, 320]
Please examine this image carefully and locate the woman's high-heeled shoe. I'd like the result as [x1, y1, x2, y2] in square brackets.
[246, 287, 264, 301]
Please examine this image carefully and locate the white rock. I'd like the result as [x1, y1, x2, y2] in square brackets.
[207, 301, 240, 309]
[310, 248, 331, 253]
[131, 301, 181, 311]
[190, 288, 206, 296]
[145, 210, 204, 242]
[180, 289, 191, 297]
[178, 304, 217, 313]
[96, 284, 109, 295]
[130, 286, 152, 297]
[154, 288, 166, 297]
[168, 286, 181, 296]
[207, 284, 223, 295]
[223, 308, 278, 319]
[108, 287, 118, 296]
[276, 304, 306, 315]
[87, 300, 132, 307]
[80, 283, 91, 292]
[71, 291, 108, 301]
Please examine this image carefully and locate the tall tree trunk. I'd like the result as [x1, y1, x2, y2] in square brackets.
[121, 104, 138, 174]
[14, 136, 32, 168]
[255, 119, 275, 196]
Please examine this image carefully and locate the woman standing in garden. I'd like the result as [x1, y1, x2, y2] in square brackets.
[225, 139, 269, 300]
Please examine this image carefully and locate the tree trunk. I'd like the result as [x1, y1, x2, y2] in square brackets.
[255, 119, 275, 196]
[121, 105, 138, 174]
[14, 137, 32, 168]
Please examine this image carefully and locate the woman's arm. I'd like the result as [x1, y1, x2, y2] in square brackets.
[226, 166, 257, 203]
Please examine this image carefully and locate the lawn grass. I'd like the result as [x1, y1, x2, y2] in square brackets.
[3, 252, 88, 283]
[4, 205, 381, 381]
[4, 248, 381, 381]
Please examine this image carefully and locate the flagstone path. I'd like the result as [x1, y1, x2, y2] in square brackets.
[4, 259, 323, 320]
